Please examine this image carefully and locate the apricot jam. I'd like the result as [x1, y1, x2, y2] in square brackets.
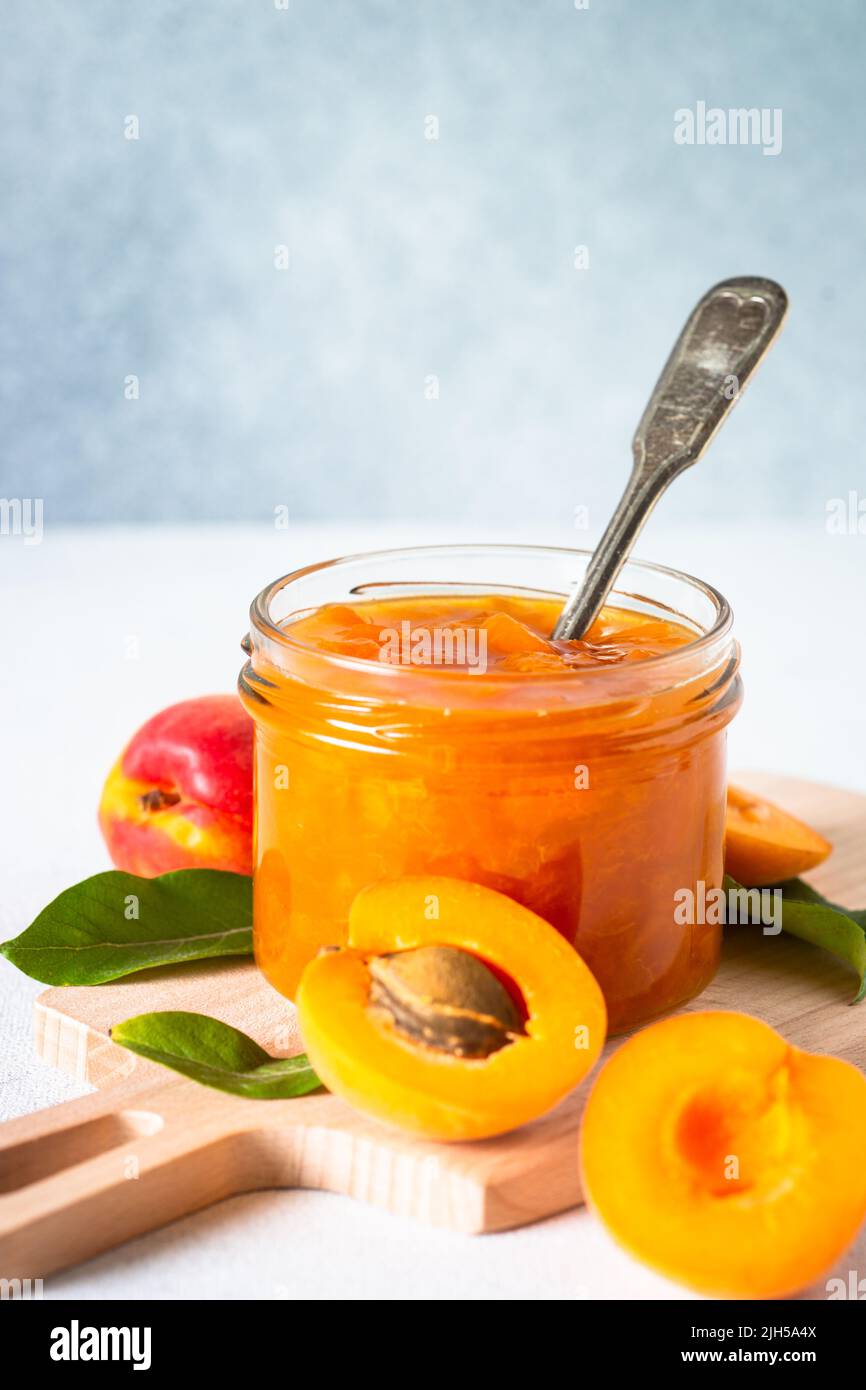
[240, 546, 741, 1032]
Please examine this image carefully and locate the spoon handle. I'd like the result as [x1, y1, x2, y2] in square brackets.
[553, 276, 788, 641]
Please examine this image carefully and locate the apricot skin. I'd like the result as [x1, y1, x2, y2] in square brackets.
[98, 695, 253, 877]
[725, 784, 831, 886]
[579, 1010, 866, 1299]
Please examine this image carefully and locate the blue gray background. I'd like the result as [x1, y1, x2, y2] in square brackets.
[2, 0, 864, 526]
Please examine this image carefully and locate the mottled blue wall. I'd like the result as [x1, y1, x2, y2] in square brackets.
[2, 0, 864, 525]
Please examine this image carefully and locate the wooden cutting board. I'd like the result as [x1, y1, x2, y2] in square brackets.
[1, 772, 864, 1277]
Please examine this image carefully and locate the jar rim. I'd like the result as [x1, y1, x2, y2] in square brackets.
[248, 543, 734, 688]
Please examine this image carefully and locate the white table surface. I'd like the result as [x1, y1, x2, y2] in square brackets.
[2, 518, 864, 1300]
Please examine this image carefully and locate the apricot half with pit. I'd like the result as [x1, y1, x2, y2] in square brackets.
[579, 1010, 866, 1298]
[296, 876, 607, 1141]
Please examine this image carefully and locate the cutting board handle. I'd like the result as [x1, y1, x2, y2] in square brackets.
[0, 1073, 259, 1275]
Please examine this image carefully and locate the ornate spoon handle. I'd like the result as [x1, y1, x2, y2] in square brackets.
[553, 276, 788, 641]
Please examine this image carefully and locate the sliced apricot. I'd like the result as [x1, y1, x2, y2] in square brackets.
[725, 784, 832, 885]
[580, 1010, 866, 1298]
[296, 876, 607, 1141]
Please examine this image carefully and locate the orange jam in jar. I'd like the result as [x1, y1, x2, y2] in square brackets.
[240, 546, 741, 1032]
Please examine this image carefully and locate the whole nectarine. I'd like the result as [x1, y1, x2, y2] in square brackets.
[98, 695, 253, 877]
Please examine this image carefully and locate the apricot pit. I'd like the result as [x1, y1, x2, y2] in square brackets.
[368, 945, 525, 1058]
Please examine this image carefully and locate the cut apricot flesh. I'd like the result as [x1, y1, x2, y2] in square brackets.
[725, 784, 832, 885]
[296, 876, 607, 1141]
[580, 1011, 866, 1298]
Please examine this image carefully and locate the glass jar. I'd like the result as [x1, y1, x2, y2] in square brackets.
[239, 545, 741, 1033]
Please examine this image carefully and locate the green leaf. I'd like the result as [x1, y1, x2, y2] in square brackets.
[772, 878, 866, 1003]
[0, 869, 253, 985]
[725, 874, 866, 1003]
[111, 1011, 322, 1099]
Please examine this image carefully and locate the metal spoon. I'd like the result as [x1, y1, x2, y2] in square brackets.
[552, 276, 788, 641]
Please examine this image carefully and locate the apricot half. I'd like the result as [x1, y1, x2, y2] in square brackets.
[580, 1010, 866, 1298]
[725, 784, 831, 886]
[296, 876, 607, 1141]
